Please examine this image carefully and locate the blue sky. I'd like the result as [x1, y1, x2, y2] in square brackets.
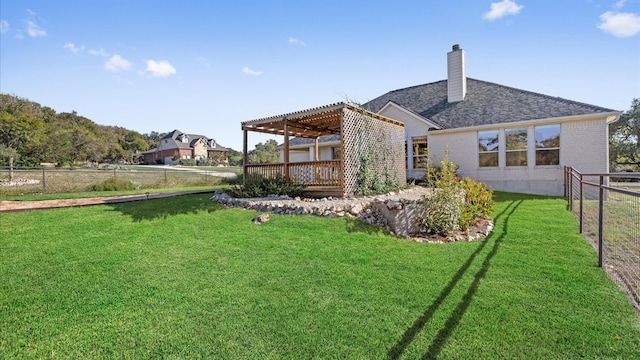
[1, 0, 639, 151]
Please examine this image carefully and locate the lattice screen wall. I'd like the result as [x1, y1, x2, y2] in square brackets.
[341, 107, 406, 195]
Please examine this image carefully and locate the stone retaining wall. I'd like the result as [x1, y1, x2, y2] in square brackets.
[210, 186, 492, 243]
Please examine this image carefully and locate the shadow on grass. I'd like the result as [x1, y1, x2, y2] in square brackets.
[344, 217, 391, 236]
[387, 199, 523, 359]
[106, 194, 224, 221]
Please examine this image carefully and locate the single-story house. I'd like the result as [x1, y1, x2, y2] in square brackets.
[142, 129, 228, 165]
[282, 44, 620, 196]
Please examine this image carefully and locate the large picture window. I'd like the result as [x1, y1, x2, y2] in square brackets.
[412, 137, 428, 168]
[505, 128, 527, 166]
[535, 125, 560, 165]
[478, 130, 499, 167]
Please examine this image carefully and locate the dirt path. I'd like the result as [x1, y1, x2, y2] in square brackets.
[0, 190, 215, 213]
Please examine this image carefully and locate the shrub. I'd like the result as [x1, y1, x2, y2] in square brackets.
[417, 187, 463, 235]
[424, 150, 459, 188]
[180, 158, 196, 166]
[417, 152, 493, 235]
[196, 158, 211, 166]
[92, 177, 140, 191]
[226, 175, 304, 198]
[458, 177, 494, 230]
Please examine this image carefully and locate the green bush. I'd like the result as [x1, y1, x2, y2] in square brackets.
[180, 158, 196, 166]
[226, 175, 304, 198]
[91, 177, 140, 191]
[417, 188, 462, 235]
[459, 177, 494, 230]
[417, 152, 493, 235]
[424, 150, 459, 188]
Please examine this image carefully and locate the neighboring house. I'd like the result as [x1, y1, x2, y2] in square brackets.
[282, 45, 620, 196]
[142, 129, 228, 165]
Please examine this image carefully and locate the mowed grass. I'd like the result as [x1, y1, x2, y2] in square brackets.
[1, 192, 639, 359]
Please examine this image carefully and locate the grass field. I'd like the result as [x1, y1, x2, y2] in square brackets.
[0, 165, 241, 197]
[1, 192, 639, 359]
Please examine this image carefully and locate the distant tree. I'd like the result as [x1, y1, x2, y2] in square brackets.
[610, 98, 640, 172]
[226, 148, 243, 166]
[247, 139, 279, 164]
[143, 131, 166, 149]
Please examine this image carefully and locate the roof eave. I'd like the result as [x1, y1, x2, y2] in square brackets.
[429, 111, 622, 135]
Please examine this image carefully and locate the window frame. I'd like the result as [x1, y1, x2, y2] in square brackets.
[478, 130, 499, 167]
[411, 136, 428, 169]
[505, 127, 528, 167]
[535, 124, 560, 166]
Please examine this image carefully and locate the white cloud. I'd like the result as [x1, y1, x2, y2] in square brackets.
[145, 60, 176, 77]
[483, 0, 524, 21]
[64, 42, 83, 54]
[0, 20, 9, 34]
[242, 66, 262, 76]
[288, 37, 306, 46]
[614, 0, 627, 10]
[88, 48, 108, 57]
[598, 11, 640, 37]
[26, 20, 46, 37]
[105, 54, 132, 72]
[196, 56, 210, 67]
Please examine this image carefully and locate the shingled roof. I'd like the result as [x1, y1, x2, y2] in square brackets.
[364, 78, 617, 130]
[161, 129, 227, 151]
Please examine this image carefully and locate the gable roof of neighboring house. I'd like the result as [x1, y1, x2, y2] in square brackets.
[160, 129, 228, 151]
[364, 78, 617, 130]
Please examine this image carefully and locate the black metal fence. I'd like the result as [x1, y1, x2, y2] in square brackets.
[0, 166, 238, 195]
[565, 166, 640, 312]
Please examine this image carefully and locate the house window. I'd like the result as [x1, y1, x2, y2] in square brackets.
[331, 147, 341, 160]
[535, 125, 560, 165]
[505, 128, 527, 166]
[412, 137, 428, 168]
[478, 130, 499, 167]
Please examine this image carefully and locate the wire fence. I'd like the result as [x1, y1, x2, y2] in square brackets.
[565, 166, 640, 313]
[0, 166, 239, 195]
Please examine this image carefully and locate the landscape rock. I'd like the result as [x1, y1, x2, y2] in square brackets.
[210, 187, 493, 243]
[252, 213, 270, 224]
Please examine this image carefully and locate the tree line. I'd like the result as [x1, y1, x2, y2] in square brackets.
[0, 94, 160, 166]
[0, 93, 265, 167]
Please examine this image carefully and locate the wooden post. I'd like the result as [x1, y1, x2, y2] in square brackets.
[314, 137, 319, 161]
[243, 128, 248, 184]
[283, 117, 289, 181]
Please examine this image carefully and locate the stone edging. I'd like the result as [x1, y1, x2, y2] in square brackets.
[210, 187, 493, 243]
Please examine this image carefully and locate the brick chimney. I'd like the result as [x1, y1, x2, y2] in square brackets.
[447, 44, 467, 102]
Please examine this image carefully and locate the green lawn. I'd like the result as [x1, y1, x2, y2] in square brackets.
[1, 192, 638, 359]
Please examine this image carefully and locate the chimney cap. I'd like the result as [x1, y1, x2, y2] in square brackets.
[452, 44, 461, 51]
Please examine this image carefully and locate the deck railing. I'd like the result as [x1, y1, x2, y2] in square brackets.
[244, 160, 342, 186]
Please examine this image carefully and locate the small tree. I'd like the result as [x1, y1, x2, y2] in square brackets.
[610, 98, 639, 171]
[0, 144, 19, 181]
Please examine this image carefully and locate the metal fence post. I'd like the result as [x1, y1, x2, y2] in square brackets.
[42, 167, 46, 190]
[568, 168, 573, 211]
[598, 175, 604, 268]
[164, 169, 167, 183]
[579, 172, 583, 234]
[113, 168, 117, 178]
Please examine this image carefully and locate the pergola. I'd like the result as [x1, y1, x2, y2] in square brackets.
[241, 102, 406, 197]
